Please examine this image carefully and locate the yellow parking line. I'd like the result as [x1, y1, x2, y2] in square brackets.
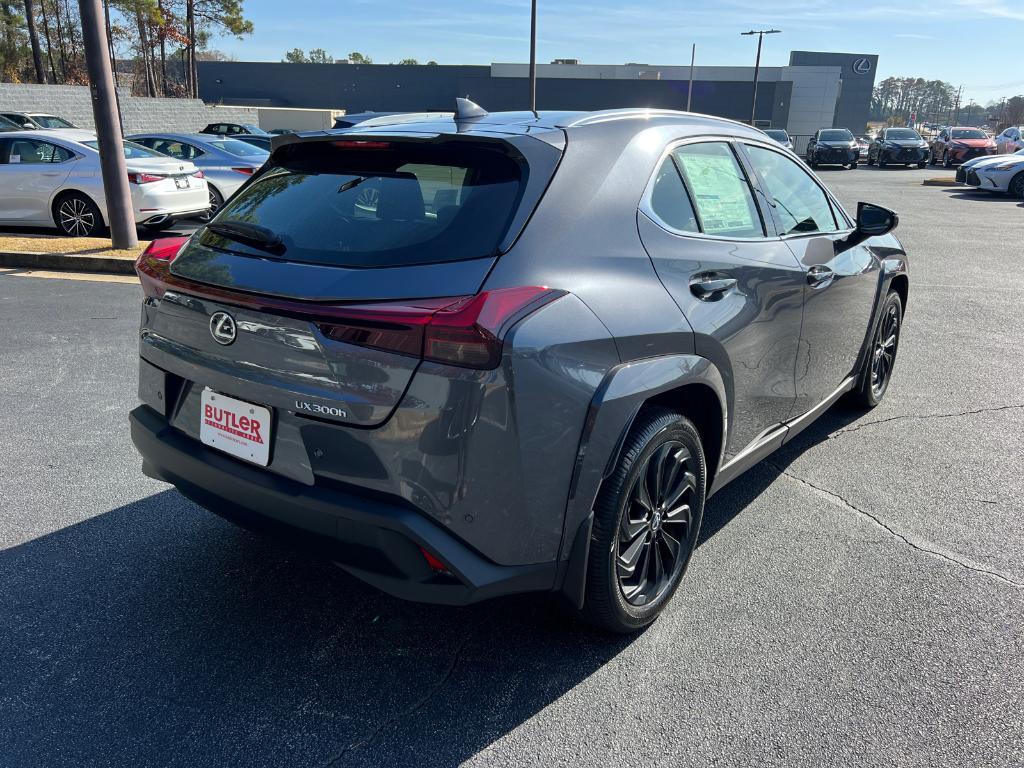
[3, 269, 138, 284]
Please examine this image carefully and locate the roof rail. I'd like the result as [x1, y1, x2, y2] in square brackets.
[562, 108, 757, 132]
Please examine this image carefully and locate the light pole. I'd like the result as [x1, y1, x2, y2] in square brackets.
[741, 28, 780, 125]
[529, 0, 537, 112]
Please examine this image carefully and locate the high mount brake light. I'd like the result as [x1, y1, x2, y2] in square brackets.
[331, 140, 392, 150]
[318, 286, 562, 370]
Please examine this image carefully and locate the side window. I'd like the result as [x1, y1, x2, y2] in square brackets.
[744, 144, 839, 235]
[647, 155, 699, 233]
[7, 139, 72, 164]
[671, 142, 764, 238]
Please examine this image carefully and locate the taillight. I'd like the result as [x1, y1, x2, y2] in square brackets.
[192, 169, 205, 179]
[135, 237, 189, 298]
[232, 166, 255, 175]
[317, 286, 562, 369]
[128, 172, 164, 184]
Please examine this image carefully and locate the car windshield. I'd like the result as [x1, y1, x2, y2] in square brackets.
[32, 115, 74, 128]
[204, 139, 525, 268]
[762, 129, 788, 141]
[819, 130, 854, 141]
[885, 129, 921, 140]
[951, 129, 986, 139]
[243, 124, 271, 135]
[209, 138, 270, 158]
[82, 139, 165, 159]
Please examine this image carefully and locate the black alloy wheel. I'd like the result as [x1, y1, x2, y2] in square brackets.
[848, 290, 903, 409]
[1009, 172, 1024, 198]
[582, 409, 706, 633]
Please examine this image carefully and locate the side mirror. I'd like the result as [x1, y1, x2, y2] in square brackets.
[836, 202, 898, 253]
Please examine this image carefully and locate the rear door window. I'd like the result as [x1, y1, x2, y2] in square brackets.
[670, 142, 764, 238]
[203, 139, 526, 268]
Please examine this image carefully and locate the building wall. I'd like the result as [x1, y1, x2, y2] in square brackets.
[0, 82, 257, 134]
[788, 51, 878, 134]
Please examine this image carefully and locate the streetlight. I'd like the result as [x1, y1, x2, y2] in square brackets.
[740, 29, 780, 126]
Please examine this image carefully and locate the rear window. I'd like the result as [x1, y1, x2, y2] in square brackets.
[209, 139, 269, 158]
[203, 140, 525, 268]
[82, 139, 164, 159]
[762, 129, 788, 142]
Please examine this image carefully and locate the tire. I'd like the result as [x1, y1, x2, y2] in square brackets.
[809, 158, 819, 169]
[943, 152, 952, 168]
[1009, 171, 1024, 198]
[878, 153, 887, 168]
[581, 408, 707, 633]
[53, 192, 104, 237]
[197, 185, 224, 223]
[928, 151, 936, 166]
[847, 291, 903, 409]
[917, 162, 927, 169]
[866, 153, 874, 166]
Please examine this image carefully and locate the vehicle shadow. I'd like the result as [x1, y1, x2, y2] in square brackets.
[0, 406, 863, 768]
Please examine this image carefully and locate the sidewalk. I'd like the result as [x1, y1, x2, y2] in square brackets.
[0, 234, 146, 275]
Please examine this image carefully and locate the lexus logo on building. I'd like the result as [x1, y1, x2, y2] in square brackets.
[209, 311, 237, 345]
[852, 57, 872, 75]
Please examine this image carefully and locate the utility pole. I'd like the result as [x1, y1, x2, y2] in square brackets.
[79, 0, 137, 248]
[741, 29, 781, 125]
[952, 84, 963, 124]
[686, 43, 695, 112]
[528, 0, 537, 113]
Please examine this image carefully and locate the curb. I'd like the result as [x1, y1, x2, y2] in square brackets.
[922, 177, 957, 187]
[0, 250, 137, 275]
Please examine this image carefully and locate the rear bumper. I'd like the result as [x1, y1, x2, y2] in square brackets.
[129, 404, 557, 605]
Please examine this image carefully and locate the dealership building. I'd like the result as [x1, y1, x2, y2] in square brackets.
[198, 50, 877, 150]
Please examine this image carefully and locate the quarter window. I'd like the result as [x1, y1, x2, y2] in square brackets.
[671, 142, 764, 238]
[647, 156, 699, 233]
[744, 144, 839, 235]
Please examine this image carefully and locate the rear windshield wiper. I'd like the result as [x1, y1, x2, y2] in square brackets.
[205, 221, 285, 255]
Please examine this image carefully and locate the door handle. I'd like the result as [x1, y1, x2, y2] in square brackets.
[806, 264, 835, 288]
[690, 273, 737, 301]
[42, 171, 62, 176]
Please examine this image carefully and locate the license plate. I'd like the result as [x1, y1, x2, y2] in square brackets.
[174, 176, 189, 189]
[200, 388, 271, 466]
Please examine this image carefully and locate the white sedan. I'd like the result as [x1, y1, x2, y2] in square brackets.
[0, 129, 209, 237]
[957, 149, 1024, 197]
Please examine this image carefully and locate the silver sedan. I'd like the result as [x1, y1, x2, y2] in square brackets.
[126, 133, 269, 219]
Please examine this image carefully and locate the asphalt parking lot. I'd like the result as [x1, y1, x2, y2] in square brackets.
[1, 167, 1022, 767]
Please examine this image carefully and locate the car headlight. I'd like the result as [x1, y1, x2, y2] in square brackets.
[990, 162, 1021, 171]
[949, 142, 966, 149]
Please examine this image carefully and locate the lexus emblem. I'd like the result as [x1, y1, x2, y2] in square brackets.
[209, 311, 237, 345]
[852, 57, 871, 75]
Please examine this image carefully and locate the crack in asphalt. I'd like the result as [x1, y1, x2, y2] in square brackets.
[322, 622, 478, 767]
[766, 460, 1024, 590]
[827, 404, 1024, 438]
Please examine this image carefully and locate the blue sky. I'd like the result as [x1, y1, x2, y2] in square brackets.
[215, 0, 1023, 105]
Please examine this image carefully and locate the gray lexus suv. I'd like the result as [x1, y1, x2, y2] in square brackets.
[130, 105, 908, 632]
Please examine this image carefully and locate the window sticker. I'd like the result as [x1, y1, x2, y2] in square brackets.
[676, 152, 758, 235]
[10, 155, 20, 163]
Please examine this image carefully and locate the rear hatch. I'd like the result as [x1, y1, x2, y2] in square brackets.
[140, 130, 562, 427]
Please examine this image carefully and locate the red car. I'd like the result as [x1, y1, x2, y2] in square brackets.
[929, 127, 997, 167]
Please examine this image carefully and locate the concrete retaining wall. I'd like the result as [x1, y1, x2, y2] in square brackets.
[0, 83, 257, 135]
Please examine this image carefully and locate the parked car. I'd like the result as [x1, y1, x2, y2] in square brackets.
[761, 128, 793, 151]
[129, 107, 909, 633]
[855, 135, 871, 160]
[0, 111, 77, 129]
[929, 127, 997, 167]
[234, 134, 273, 152]
[956, 150, 1024, 197]
[994, 126, 1024, 154]
[201, 122, 270, 137]
[805, 128, 859, 168]
[867, 127, 929, 168]
[128, 133, 269, 219]
[0, 129, 207, 236]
